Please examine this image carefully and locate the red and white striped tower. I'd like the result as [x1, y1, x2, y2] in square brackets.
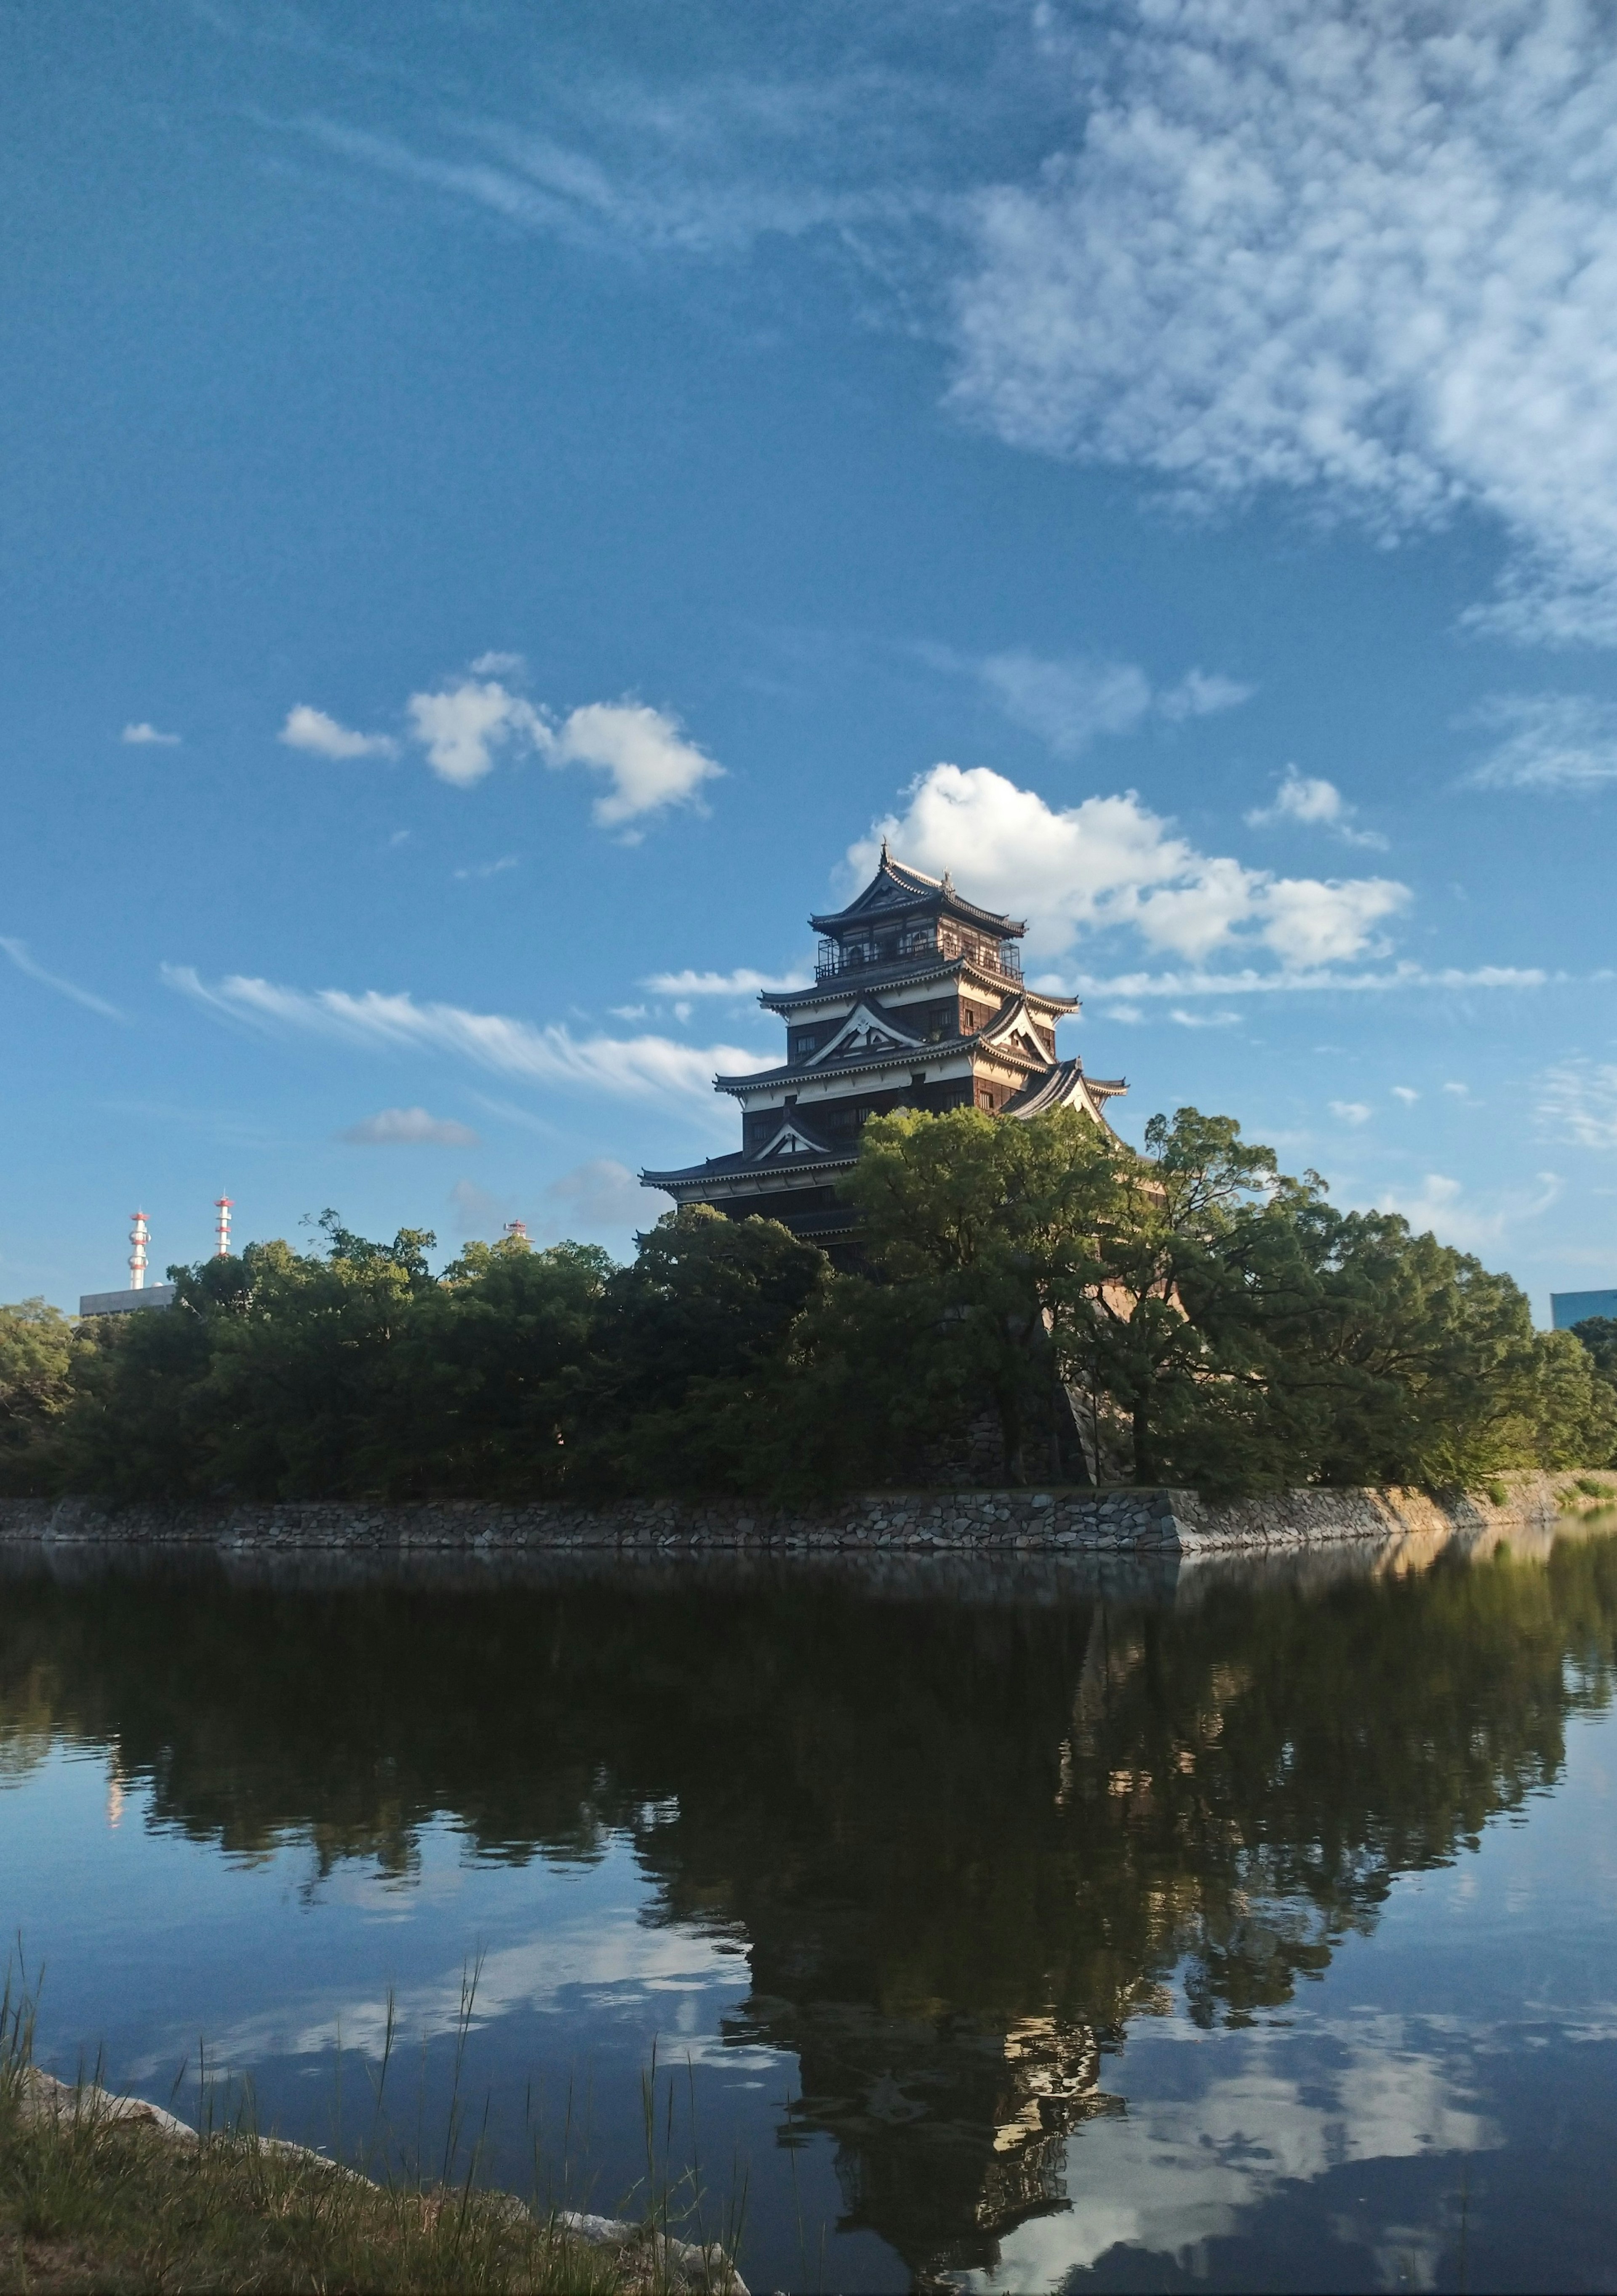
[503, 1218, 529, 1244]
[128, 1210, 149, 1291]
[214, 1196, 234, 1258]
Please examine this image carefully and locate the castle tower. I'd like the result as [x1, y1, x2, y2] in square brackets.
[641, 844, 1125, 1254]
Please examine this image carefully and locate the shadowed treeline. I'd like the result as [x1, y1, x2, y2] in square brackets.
[6, 1108, 1617, 1505]
[3, 1534, 1615, 2280]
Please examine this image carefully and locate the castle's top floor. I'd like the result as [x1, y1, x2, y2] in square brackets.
[769, 843, 1069, 1012]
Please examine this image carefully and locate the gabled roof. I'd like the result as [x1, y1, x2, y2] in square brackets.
[809, 841, 1026, 940]
[1005, 1057, 1128, 1132]
[977, 994, 1058, 1069]
[802, 996, 924, 1068]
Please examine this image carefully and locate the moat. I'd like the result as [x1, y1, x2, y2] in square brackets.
[4, 1530, 1615, 2293]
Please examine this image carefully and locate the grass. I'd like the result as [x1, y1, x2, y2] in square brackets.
[0, 1971, 744, 2295]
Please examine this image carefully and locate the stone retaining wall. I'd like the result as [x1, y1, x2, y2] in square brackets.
[0, 1469, 1605, 1558]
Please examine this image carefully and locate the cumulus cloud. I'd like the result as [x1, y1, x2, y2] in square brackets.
[406, 675, 542, 787]
[337, 1106, 480, 1146]
[121, 722, 179, 746]
[1539, 1060, 1617, 1148]
[1247, 766, 1387, 849]
[642, 966, 812, 996]
[1392, 1086, 1420, 1104]
[1330, 1100, 1372, 1125]
[280, 706, 398, 761]
[551, 701, 722, 831]
[0, 936, 124, 1021]
[852, 764, 1409, 973]
[163, 965, 763, 1134]
[1466, 694, 1617, 791]
[948, 0, 1617, 644]
[400, 667, 722, 826]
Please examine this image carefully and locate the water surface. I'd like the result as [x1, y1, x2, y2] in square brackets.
[3, 1530, 1615, 2292]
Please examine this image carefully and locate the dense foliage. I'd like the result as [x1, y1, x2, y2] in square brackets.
[3, 1106, 1613, 1500]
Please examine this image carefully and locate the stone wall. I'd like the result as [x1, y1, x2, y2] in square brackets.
[0, 1469, 1606, 1559]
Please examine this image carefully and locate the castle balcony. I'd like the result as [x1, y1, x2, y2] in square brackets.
[815, 927, 1022, 984]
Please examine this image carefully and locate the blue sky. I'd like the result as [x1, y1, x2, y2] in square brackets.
[5, 0, 1617, 1314]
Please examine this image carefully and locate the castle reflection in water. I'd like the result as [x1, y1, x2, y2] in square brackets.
[3, 1527, 1614, 2286]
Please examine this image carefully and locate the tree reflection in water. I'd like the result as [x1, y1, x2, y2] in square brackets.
[2, 1529, 1614, 2285]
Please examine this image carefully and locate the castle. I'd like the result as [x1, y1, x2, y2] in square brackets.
[641, 842, 1126, 1251]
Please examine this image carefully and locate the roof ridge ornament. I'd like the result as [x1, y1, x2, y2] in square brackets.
[879, 833, 891, 864]
[942, 868, 955, 895]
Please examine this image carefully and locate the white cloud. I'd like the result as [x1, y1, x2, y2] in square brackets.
[406, 675, 544, 787]
[1467, 694, 1617, 791]
[1444, 1080, 1474, 1098]
[551, 701, 722, 831]
[963, 649, 1251, 757]
[1247, 766, 1387, 849]
[1071, 962, 1544, 999]
[1380, 1169, 1561, 1251]
[1169, 1008, 1240, 1029]
[947, 0, 1617, 644]
[1156, 669, 1254, 722]
[452, 855, 520, 882]
[162, 965, 764, 1133]
[337, 1106, 480, 1146]
[1330, 1100, 1372, 1124]
[544, 1157, 646, 1235]
[401, 669, 722, 827]
[978, 652, 1150, 754]
[279, 705, 398, 761]
[1538, 1060, 1617, 1148]
[0, 937, 124, 1021]
[853, 764, 1408, 972]
[448, 1177, 507, 1236]
[642, 966, 811, 996]
[121, 722, 179, 746]
[1392, 1086, 1420, 1104]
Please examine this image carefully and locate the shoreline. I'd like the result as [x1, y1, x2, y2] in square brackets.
[2, 1469, 1611, 1559]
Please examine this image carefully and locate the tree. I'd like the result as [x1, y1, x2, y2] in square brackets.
[0, 1298, 75, 1494]
[838, 1105, 1126, 1482]
[384, 1235, 614, 1497]
[575, 1205, 829, 1494]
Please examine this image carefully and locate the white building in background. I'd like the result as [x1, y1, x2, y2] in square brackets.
[78, 1201, 230, 1317]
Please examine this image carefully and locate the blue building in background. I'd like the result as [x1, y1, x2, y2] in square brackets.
[1552, 1289, 1617, 1330]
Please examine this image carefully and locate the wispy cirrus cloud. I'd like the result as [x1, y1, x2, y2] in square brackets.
[1377, 1169, 1562, 1252]
[1538, 1060, 1617, 1149]
[1, 938, 124, 1020]
[163, 966, 764, 1132]
[1465, 695, 1617, 791]
[643, 966, 811, 996]
[947, 0, 1617, 645]
[1071, 963, 1549, 1000]
[922, 644, 1251, 758]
